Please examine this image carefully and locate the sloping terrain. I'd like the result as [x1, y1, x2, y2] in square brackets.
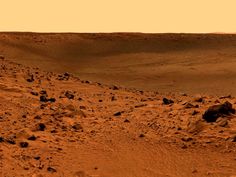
[1, 33, 236, 95]
[1, 57, 236, 177]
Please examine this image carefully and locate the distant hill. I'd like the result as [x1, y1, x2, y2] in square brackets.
[1, 32, 236, 95]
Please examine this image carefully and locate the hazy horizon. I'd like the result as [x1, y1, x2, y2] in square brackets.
[1, 0, 236, 33]
[1, 31, 236, 34]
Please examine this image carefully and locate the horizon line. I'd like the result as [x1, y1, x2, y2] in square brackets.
[0, 31, 236, 34]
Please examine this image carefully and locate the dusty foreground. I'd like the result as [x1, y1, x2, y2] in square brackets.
[1, 58, 236, 177]
[1, 33, 236, 95]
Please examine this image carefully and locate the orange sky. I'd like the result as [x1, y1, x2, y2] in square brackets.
[0, 0, 236, 33]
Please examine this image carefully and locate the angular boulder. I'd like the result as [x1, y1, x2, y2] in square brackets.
[203, 101, 235, 122]
[163, 98, 174, 105]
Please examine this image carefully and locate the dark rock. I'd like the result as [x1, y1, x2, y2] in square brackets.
[28, 135, 37, 141]
[51, 129, 57, 133]
[26, 75, 34, 82]
[72, 123, 83, 130]
[47, 98, 56, 102]
[39, 90, 47, 95]
[79, 106, 86, 110]
[184, 103, 199, 109]
[203, 101, 235, 122]
[19, 142, 29, 148]
[181, 137, 193, 142]
[135, 103, 147, 108]
[141, 98, 147, 102]
[47, 167, 57, 173]
[6, 138, 16, 145]
[57, 72, 70, 81]
[192, 169, 198, 174]
[140, 90, 144, 94]
[81, 80, 90, 84]
[37, 123, 46, 131]
[181, 144, 188, 149]
[61, 125, 67, 131]
[40, 104, 46, 109]
[177, 127, 182, 130]
[110, 85, 119, 90]
[31, 91, 38, 96]
[114, 112, 122, 116]
[0, 55, 5, 60]
[34, 156, 41, 160]
[220, 95, 232, 99]
[111, 96, 116, 101]
[163, 98, 174, 105]
[124, 119, 130, 123]
[34, 115, 41, 119]
[192, 110, 199, 115]
[0, 137, 4, 142]
[139, 134, 145, 138]
[40, 95, 55, 103]
[65, 91, 74, 99]
[40, 95, 48, 102]
[64, 72, 70, 77]
[229, 135, 236, 142]
[194, 97, 204, 103]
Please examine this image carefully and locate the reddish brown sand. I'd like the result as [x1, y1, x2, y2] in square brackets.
[1, 33, 236, 95]
[1, 33, 236, 177]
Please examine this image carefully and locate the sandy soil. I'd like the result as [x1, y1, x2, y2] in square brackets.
[1, 33, 236, 177]
[1, 33, 236, 95]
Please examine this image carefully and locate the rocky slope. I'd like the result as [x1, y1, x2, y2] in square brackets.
[1, 56, 236, 177]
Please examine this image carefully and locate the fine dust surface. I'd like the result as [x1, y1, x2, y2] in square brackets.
[1, 33, 236, 95]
